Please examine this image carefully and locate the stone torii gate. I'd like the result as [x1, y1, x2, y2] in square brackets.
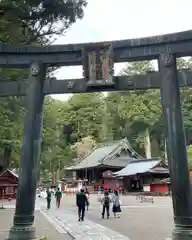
[1, 30, 192, 240]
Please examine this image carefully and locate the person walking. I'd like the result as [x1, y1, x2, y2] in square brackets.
[55, 187, 62, 208]
[98, 186, 102, 195]
[76, 188, 89, 221]
[101, 191, 110, 219]
[46, 188, 52, 210]
[112, 190, 121, 218]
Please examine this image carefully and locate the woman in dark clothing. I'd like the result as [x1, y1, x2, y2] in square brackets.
[112, 190, 121, 218]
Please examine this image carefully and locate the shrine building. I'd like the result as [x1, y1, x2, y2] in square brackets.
[65, 138, 169, 192]
[114, 158, 169, 193]
[0, 164, 18, 199]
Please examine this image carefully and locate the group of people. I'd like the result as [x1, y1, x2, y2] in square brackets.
[76, 188, 121, 221]
[46, 187, 62, 209]
[44, 186, 121, 222]
[101, 190, 121, 219]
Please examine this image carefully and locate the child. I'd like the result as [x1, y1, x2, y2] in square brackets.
[112, 190, 121, 218]
[101, 191, 110, 219]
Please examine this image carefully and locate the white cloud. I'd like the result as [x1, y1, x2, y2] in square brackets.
[51, 0, 192, 100]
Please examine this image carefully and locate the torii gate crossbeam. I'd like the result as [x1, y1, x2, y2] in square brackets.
[0, 70, 192, 97]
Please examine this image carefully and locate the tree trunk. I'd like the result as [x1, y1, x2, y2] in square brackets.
[151, 137, 160, 157]
[102, 99, 109, 140]
[144, 128, 152, 159]
[164, 138, 168, 163]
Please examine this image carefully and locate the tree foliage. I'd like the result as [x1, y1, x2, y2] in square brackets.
[0, 0, 87, 183]
[0, 0, 87, 44]
[59, 93, 104, 143]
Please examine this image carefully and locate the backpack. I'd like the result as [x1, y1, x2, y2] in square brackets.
[55, 191, 62, 198]
[104, 196, 110, 205]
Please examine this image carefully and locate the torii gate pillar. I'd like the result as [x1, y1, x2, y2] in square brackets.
[8, 62, 45, 240]
[159, 53, 192, 240]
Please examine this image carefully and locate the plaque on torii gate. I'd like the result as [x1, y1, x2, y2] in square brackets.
[82, 43, 114, 87]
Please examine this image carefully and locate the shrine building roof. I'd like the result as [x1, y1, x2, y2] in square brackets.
[65, 138, 141, 170]
[0, 168, 19, 179]
[114, 158, 166, 177]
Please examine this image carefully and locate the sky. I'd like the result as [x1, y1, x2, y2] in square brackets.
[51, 0, 192, 101]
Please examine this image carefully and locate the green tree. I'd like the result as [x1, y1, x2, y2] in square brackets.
[0, 0, 87, 44]
[120, 61, 154, 75]
[40, 97, 76, 182]
[105, 61, 159, 157]
[59, 93, 104, 143]
[0, 0, 88, 171]
[187, 145, 192, 169]
[110, 58, 192, 159]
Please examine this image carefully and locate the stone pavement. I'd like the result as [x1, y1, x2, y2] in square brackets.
[58, 195, 174, 240]
[0, 209, 72, 240]
[1, 197, 130, 239]
[0, 196, 174, 240]
[0, 198, 42, 211]
[43, 208, 130, 240]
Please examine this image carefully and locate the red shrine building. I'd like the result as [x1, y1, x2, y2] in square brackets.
[114, 158, 169, 193]
[0, 164, 18, 199]
[65, 138, 169, 193]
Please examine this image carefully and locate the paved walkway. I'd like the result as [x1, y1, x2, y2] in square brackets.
[0, 199, 42, 211]
[43, 208, 130, 240]
[0, 209, 72, 240]
[2, 198, 130, 239]
[57, 195, 173, 240]
[1, 196, 173, 239]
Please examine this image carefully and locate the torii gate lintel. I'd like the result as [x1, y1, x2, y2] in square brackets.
[0, 70, 192, 97]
